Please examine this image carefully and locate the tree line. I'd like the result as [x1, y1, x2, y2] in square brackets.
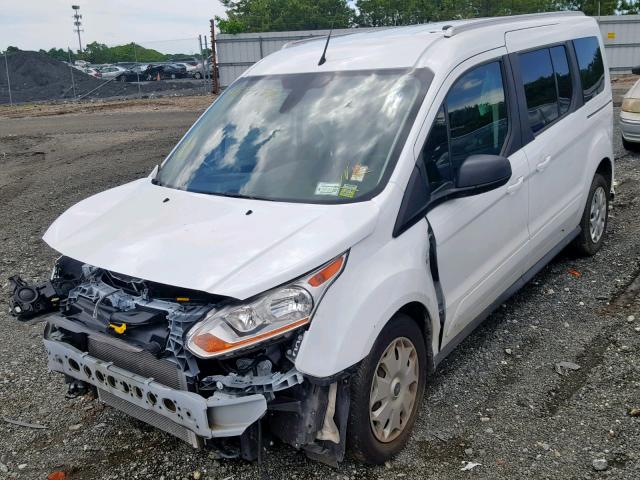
[216, 0, 639, 33]
[4, 42, 205, 65]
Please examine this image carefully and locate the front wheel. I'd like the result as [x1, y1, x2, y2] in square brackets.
[347, 314, 426, 463]
[572, 173, 609, 256]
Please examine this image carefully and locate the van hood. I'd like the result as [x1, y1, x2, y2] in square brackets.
[43, 179, 379, 299]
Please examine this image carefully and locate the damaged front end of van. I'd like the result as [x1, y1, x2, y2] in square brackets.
[10, 252, 351, 465]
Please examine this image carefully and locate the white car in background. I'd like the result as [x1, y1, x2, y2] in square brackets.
[99, 65, 127, 81]
[620, 77, 640, 150]
[79, 67, 102, 79]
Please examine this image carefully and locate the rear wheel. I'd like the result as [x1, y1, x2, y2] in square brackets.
[347, 314, 426, 463]
[572, 173, 609, 256]
[194, 72, 202, 79]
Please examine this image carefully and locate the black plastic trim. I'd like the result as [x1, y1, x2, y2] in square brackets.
[304, 362, 360, 386]
[587, 99, 612, 119]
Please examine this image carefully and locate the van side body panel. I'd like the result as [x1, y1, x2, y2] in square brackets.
[506, 18, 612, 273]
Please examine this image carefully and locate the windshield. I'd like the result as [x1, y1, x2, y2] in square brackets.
[156, 69, 430, 203]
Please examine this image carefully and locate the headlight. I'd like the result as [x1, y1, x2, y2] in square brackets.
[186, 252, 347, 358]
[622, 97, 640, 113]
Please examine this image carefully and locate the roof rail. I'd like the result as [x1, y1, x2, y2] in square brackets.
[282, 31, 359, 50]
[443, 11, 585, 38]
[281, 27, 393, 50]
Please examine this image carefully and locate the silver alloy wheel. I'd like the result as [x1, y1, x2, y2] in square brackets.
[590, 186, 607, 243]
[369, 337, 419, 443]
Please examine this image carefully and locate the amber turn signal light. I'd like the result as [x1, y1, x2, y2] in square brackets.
[307, 256, 344, 287]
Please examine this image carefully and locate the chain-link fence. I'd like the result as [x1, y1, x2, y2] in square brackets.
[0, 36, 216, 106]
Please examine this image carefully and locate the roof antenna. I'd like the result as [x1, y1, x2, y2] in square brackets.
[318, 26, 333, 66]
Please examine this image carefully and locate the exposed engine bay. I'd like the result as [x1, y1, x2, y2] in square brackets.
[10, 256, 350, 465]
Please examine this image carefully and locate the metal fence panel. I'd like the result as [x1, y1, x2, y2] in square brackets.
[598, 15, 640, 71]
[216, 17, 640, 87]
[216, 27, 380, 87]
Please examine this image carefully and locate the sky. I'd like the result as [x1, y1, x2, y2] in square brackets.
[0, 0, 227, 53]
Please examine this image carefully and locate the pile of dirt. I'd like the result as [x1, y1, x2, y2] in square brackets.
[0, 51, 202, 104]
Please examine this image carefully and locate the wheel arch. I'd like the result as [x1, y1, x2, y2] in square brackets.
[397, 301, 435, 374]
[595, 157, 614, 192]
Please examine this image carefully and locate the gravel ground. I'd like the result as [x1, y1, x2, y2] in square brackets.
[0, 96, 638, 480]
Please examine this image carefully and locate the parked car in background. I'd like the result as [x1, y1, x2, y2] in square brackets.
[9, 12, 612, 466]
[80, 67, 102, 79]
[191, 60, 213, 79]
[99, 65, 128, 81]
[620, 77, 640, 150]
[118, 64, 151, 82]
[173, 61, 200, 77]
[145, 63, 188, 80]
[115, 62, 138, 70]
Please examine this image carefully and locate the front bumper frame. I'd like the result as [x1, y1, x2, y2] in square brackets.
[44, 338, 267, 439]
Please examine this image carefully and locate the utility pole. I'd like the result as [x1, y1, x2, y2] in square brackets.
[210, 19, 220, 95]
[72, 5, 84, 53]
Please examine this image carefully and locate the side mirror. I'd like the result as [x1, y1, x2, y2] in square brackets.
[455, 154, 512, 194]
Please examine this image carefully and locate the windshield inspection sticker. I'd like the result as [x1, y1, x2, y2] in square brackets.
[339, 183, 358, 198]
[315, 182, 341, 196]
[350, 164, 369, 182]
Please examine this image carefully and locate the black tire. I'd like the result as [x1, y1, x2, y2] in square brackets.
[347, 314, 427, 464]
[622, 136, 640, 152]
[194, 72, 202, 79]
[572, 173, 609, 256]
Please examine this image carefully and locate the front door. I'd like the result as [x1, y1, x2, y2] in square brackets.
[419, 54, 531, 345]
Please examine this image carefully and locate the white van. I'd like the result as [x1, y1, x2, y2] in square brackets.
[13, 12, 612, 465]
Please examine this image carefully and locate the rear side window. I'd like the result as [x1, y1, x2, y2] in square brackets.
[550, 46, 572, 115]
[519, 49, 559, 133]
[445, 62, 508, 171]
[573, 36, 605, 102]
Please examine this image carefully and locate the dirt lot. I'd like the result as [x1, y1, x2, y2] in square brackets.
[0, 91, 638, 480]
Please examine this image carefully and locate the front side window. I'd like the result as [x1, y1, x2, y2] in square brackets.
[156, 69, 430, 203]
[519, 48, 559, 133]
[573, 36, 605, 102]
[445, 62, 508, 171]
[419, 61, 508, 191]
[421, 105, 451, 192]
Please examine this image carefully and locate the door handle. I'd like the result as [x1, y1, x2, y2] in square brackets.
[536, 155, 552, 172]
[506, 176, 524, 195]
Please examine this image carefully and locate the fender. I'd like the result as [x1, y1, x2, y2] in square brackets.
[574, 102, 614, 225]
[295, 220, 441, 379]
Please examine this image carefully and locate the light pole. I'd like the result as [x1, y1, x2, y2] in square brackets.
[72, 5, 83, 53]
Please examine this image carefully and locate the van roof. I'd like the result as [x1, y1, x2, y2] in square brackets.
[246, 12, 596, 77]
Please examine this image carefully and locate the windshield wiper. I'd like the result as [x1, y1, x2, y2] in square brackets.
[196, 190, 275, 202]
[151, 163, 162, 186]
